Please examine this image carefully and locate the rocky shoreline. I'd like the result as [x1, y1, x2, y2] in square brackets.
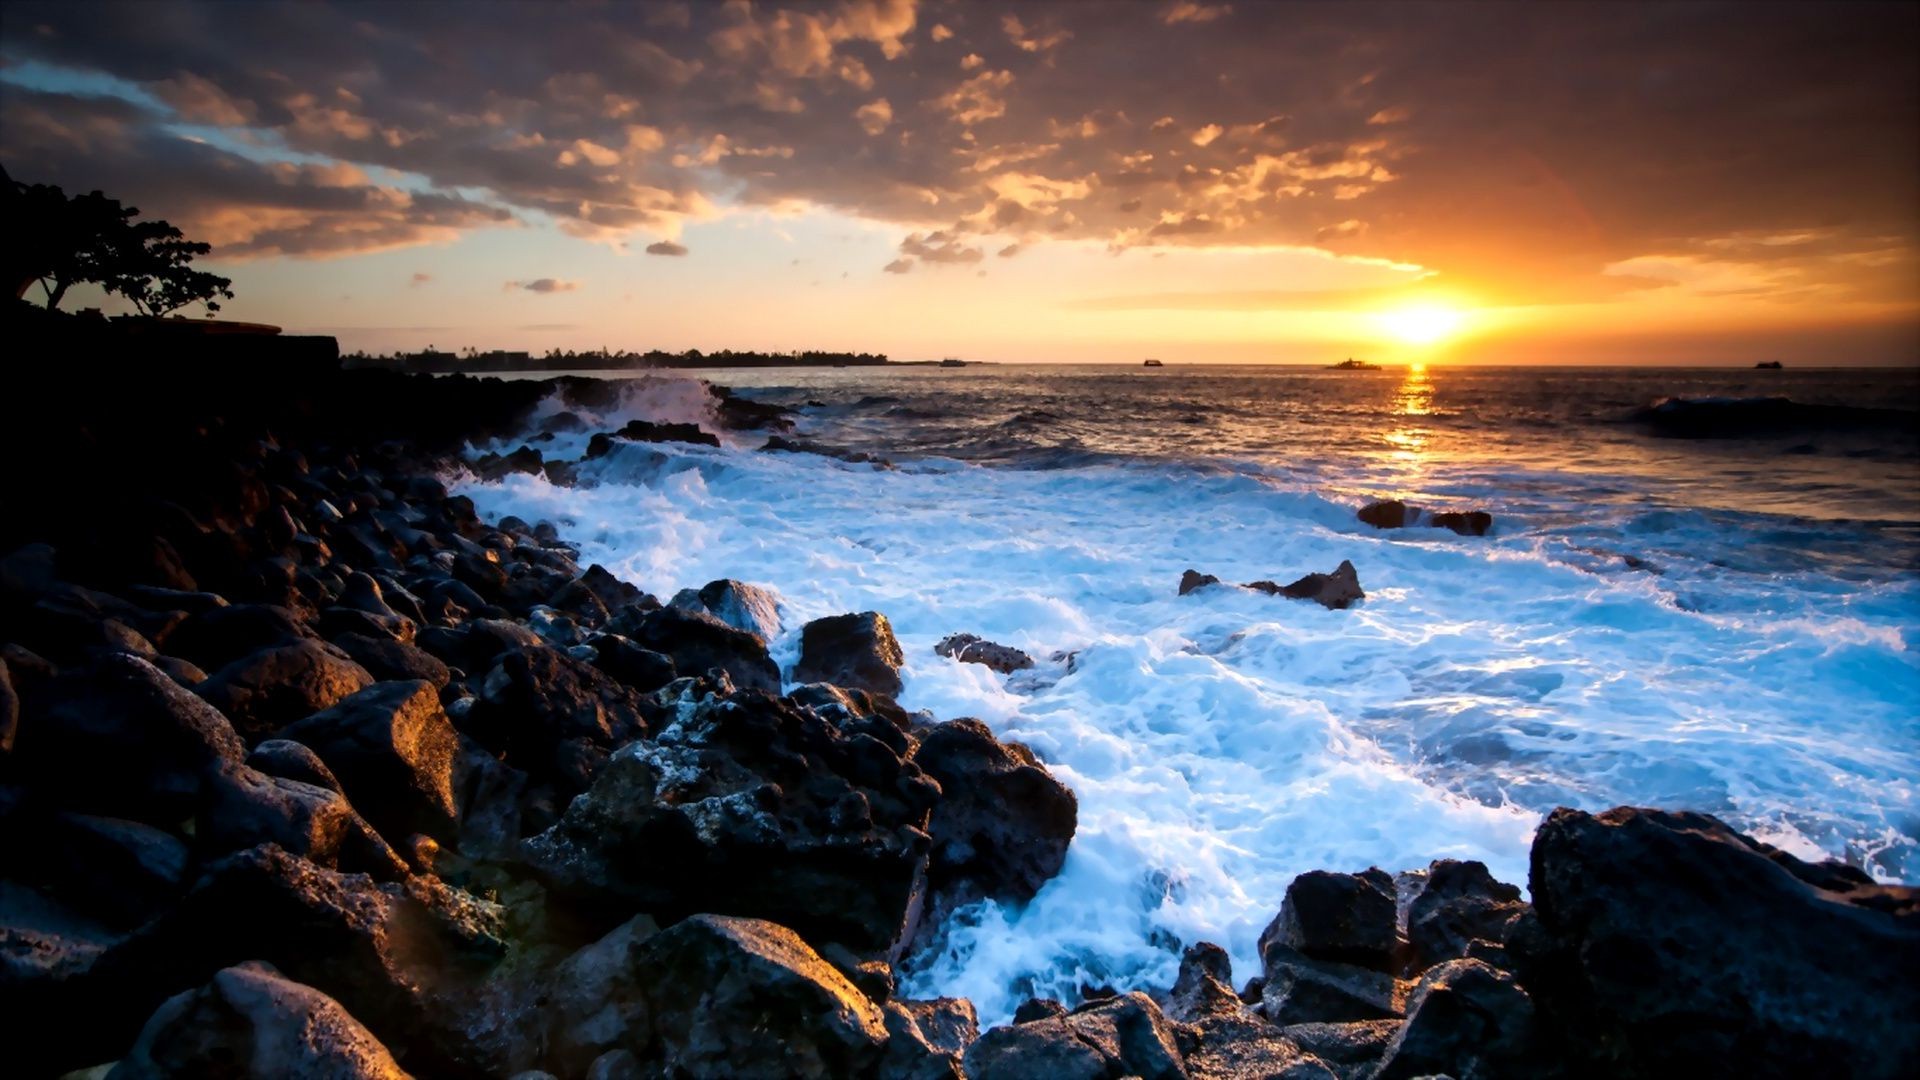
[1, 363, 1915, 1078]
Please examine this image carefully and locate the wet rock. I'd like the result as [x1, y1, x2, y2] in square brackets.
[17, 654, 245, 822]
[540, 913, 663, 1076]
[1404, 858, 1526, 973]
[522, 687, 938, 955]
[1262, 869, 1399, 972]
[670, 578, 784, 643]
[87, 844, 505, 1076]
[633, 914, 888, 1079]
[1180, 1012, 1338, 1080]
[794, 611, 905, 697]
[195, 640, 375, 745]
[1178, 570, 1221, 595]
[588, 634, 677, 694]
[331, 632, 452, 688]
[1358, 499, 1494, 537]
[1166, 941, 1243, 1022]
[111, 961, 408, 1079]
[933, 633, 1034, 674]
[164, 604, 314, 671]
[1013, 998, 1068, 1024]
[198, 764, 409, 880]
[1256, 944, 1401, 1027]
[624, 605, 780, 694]
[1514, 805, 1920, 1079]
[575, 564, 648, 613]
[1372, 958, 1547, 1080]
[601, 419, 722, 450]
[247, 738, 346, 794]
[879, 998, 977, 1079]
[911, 718, 1077, 904]
[965, 992, 1187, 1080]
[1245, 561, 1365, 610]
[467, 645, 647, 773]
[278, 680, 459, 843]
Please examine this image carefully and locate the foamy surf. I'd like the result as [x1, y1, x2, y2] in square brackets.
[457, 373, 1919, 1025]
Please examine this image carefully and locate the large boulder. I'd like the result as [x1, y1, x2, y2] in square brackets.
[522, 686, 939, 956]
[85, 844, 505, 1077]
[671, 579, 783, 643]
[164, 604, 314, 671]
[1514, 806, 1920, 1079]
[16, 654, 245, 821]
[626, 914, 888, 1079]
[195, 640, 375, 745]
[1371, 958, 1547, 1080]
[1404, 858, 1526, 973]
[1261, 869, 1399, 972]
[277, 681, 459, 843]
[541, 913, 663, 1077]
[622, 606, 780, 694]
[110, 961, 409, 1079]
[879, 997, 979, 1079]
[965, 992, 1188, 1080]
[246, 739, 345, 794]
[588, 634, 677, 695]
[197, 764, 409, 880]
[1163, 943, 1339, 1080]
[910, 719, 1077, 904]
[3, 810, 191, 930]
[794, 612, 905, 697]
[465, 646, 648, 781]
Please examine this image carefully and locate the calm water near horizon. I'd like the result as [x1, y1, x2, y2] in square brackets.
[462, 362, 1920, 1020]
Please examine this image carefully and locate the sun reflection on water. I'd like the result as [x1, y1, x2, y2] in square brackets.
[1383, 364, 1435, 462]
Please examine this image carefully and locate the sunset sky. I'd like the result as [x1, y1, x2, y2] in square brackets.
[3, 0, 1916, 364]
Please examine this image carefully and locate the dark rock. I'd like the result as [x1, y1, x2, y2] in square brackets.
[151, 654, 210, 687]
[6, 811, 191, 929]
[1358, 499, 1494, 537]
[522, 687, 938, 956]
[576, 564, 647, 612]
[1178, 570, 1221, 595]
[1514, 806, 1920, 1079]
[1166, 941, 1243, 1022]
[1276, 1021, 1400, 1078]
[547, 578, 612, 626]
[418, 618, 543, 675]
[588, 634, 677, 694]
[1245, 561, 1365, 610]
[1404, 858, 1526, 973]
[879, 998, 977, 1079]
[1372, 958, 1547, 1079]
[625, 605, 780, 694]
[819, 939, 896, 1002]
[17, 654, 245, 821]
[278, 680, 460, 843]
[317, 605, 417, 644]
[1256, 944, 1402, 1027]
[195, 640, 375, 745]
[331, 632, 452, 688]
[794, 611, 905, 697]
[165, 604, 314, 671]
[632, 914, 888, 1079]
[1014, 998, 1069, 1024]
[466, 645, 648, 786]
[247, 739, 345, 794]
[933, 633, 1034, 674]
[111, 961, 408, 1079]
[198, 764, 409, 879]
[87, 844, 505, 1077]
[894, 997, 977, 1057]
[965, 992, 1187, 1080]
[1180, 1012, 1338, 1080]
[541, 913, 663, 1076]
[0, 656, 16, 755]
[911, 718, 1077, 904]
[610, 418, 722, 448]
[1262, 869, 1399, 972]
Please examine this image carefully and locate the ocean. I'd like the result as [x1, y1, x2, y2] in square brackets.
[459, 363, 1920, 1022]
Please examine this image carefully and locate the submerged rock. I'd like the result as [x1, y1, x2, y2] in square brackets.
[1246, 560, 1365, 610]
[933, 633, 1034, 674]
[1178, 570, 1221, 596]
[794, 611, 905, 697]
[1514, 805, 1920, 1078]
[111, 961, 409, 1079]
[1357, 499, 1494, 537]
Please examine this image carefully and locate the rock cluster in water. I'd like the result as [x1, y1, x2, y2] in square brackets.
[1, 364, 1913, 1078]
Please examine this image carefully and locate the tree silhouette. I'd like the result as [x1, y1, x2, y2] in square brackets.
[3, 165, 233, 317]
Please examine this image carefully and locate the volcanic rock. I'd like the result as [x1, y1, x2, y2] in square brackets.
[910, 718, 1077, 904]
[277, 680, 459, 843]
[794, 611, 905, 697]
[195, 640, 375, 745]
[933, 633, 1034, 674]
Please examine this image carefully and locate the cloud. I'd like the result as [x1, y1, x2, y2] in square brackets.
[410, 272, 433, 286]
[508, 278, 580, 293]
[1163, 2, 1232, 25]
[882, 257, 913, 273]
[998, 242, 1023, 257]
[645, 240, 689, 256]
[0, 0, 1913, 306]
[900, 230, 984, 264]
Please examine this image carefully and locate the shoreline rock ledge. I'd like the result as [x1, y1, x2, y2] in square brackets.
[0, 362, 1912, 1079]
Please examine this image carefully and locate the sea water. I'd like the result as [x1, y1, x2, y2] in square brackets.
[457, 363, 1920, 1022]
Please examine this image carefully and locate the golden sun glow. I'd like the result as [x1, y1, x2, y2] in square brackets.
[1377, 303, 1467, 346]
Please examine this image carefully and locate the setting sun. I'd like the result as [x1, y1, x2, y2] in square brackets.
[1377, 303, 1467, 346]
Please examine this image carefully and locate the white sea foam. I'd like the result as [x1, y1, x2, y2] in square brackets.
[458, 385, 1920, 1025]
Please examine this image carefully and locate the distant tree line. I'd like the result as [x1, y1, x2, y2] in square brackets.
[344, 346, 892, 372]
